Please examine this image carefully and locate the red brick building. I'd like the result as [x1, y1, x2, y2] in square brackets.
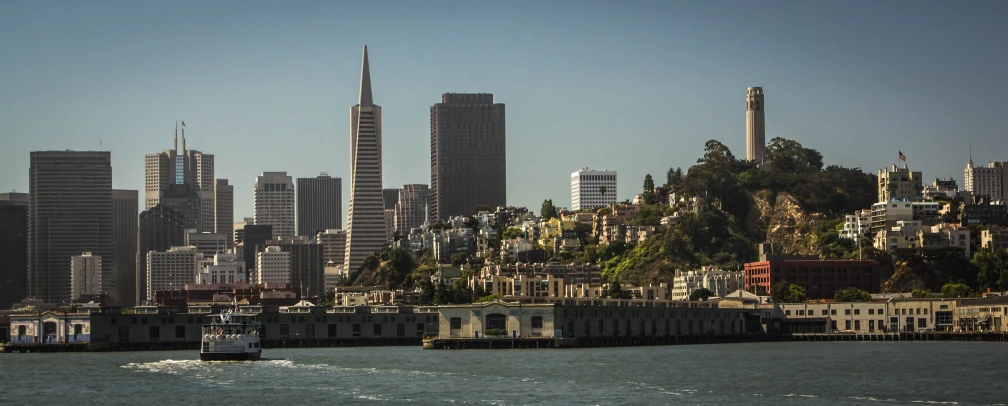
[744, 260, 881, 299]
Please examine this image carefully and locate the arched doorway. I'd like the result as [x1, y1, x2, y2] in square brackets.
[43, 321, 58, 343]
[485, 313, 507, 335]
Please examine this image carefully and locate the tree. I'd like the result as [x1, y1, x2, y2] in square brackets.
[689, 288, 715, 301]
[665, 167, 684, 189]
[911, 289, 930, 298]
[834, 287, 872, 302]
[941, 283, 975, 298]
[502, 227, 524, 240]
[540, 199, 558, 220]
[642, 174, 656, 205]
[771, 281, 806, 303]
[473, 204, 491, 215]
[608, 281, 624, 299]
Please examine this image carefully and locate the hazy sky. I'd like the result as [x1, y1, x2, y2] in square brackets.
[2, 1, 1006, 224]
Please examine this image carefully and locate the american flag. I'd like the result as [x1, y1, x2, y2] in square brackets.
[899, 151, 906, 161]
[181, 120, 186, 127]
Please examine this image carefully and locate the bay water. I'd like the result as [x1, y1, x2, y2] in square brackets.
[1, 342, 1005, 405]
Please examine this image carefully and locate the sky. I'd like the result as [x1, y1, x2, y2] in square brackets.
[1, 1, 1006, 224]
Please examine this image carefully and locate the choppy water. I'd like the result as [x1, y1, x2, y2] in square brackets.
[1, 342, 1006, 405]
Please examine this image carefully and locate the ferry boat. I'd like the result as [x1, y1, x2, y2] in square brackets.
[200, 308, 262, 361]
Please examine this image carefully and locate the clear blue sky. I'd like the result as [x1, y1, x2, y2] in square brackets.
[2, 1, 1006, 223]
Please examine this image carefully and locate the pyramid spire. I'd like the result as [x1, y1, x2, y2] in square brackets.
[358, 45, 373, 106]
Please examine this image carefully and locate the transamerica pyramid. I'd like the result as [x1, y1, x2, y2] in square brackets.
[344, 45, 387, 273]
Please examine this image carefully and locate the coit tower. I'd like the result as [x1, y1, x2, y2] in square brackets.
[746, 87, 766, 163]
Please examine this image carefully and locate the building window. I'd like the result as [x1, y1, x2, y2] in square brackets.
[845, 309, 851, 315]
[531, 316, 543, 329]
[831, 309, 836, 315]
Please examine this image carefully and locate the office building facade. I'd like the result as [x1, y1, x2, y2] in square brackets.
[571, 168, 617, 211]
[430, 93, 506, 220]
[136, 204, 186, 305]
[112, 189, 138, 305]
[394, 184, 430, 235]
[70, 252, 102, 299]
[28, 151, 114, 304]
[0, 197, 28, 309]
[144, 126, 215, 232]
[214, 179, 234, 245]
[296, 174, 342, 237]
[254, 172, 295, 240]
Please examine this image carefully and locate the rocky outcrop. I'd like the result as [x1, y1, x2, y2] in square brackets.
[748, 189, 825, 257]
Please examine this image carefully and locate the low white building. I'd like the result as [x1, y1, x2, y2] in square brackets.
[324, 266, 343, 292]
[671, 266, 743, 301]
[501, 238, 535, 260]
[198, 251, 246, 285]
[70, 252, 102, 299]
[874, 220, 929, 251]
[147, 246, 204, 300]
[256, 245, 291, 284]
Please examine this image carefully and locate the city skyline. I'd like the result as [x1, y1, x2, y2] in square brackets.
[1, 2, 1007, 221]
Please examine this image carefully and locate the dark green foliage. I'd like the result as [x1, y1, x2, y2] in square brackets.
[941, 283, 975, 298]
[972, 247, 1008, 291]
[689, 288, 715, 301]
[642, 174, 656, 205]
[540, 199, 558, 220]
[834, 287, 872, 302]
[501, 227, 524, 240]
[771, 281, 807, 303]
[911, 289, 931, 298]
[350, 247, 416, 289]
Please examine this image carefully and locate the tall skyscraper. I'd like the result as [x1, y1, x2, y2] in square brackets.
[344, 45, 388, 273]
[112, 189, 138, 305]
[745, 87, 766, 163]
[29, 151, 114, 303]
[571, 168, 617, 211]
[317, 229, 346, 268]
[394, 184, 430, 235]
[0, 195, 28, 309]
[136, 204, 185, 305]
[254, 172, 295, 240]
[241, 224, 273, 281]
[430, 93, 506, 220]
[965, 155, 1006, 200]
[214, 179, 234, 245]
[144, 123, 215, 232]
[296, 174, 342, 237]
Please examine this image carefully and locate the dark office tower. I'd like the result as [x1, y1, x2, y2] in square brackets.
[112, 189, 138, 306]
[136, 204, 184, 305]
[160, 184, 201, 231]
[270, 238, 324, 300]
[241, 224, 273, 281]
[296, 173, 342, 237]
[214, 179, 233, 245]
[0, 196, 28, 309]
[382, 188, 400, 240]
[430, 93, 506, 220]
[28, 151, 114, 304]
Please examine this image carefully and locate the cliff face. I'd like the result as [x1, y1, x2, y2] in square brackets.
[748, 189, 825, 257]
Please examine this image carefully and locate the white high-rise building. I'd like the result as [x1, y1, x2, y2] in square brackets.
[745, 87, 766, 163]
[144, 124, 215, 232]
[256, 246, 291, 284]
[965, 155, 1005, 200]
[254, 172, 295, 240]
[215, 179, 234, 245]
[70, 252, 102, 299]
[394, 184, 430, 235]
[198, 252, 246, 285]
[147, 246, 206, 301]
[571, 168, 617, 211]
[344, 45, 388, 272]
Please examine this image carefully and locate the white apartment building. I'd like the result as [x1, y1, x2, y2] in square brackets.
[147, 246, 205, 301]
[874, 220, 928, 251]
[70, 252, 102, 299]
[571, 168, 617, 211]
[671, 266, 743, 301]
[254, 172, 295, 240]
[256, 245, 291, 284]
[197, 252, 246, 285]
[965, 158, 1006, 200]
[927, 223, 971, 258]
[840, 210, 871, 241]
[186, 231, 229, 259]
